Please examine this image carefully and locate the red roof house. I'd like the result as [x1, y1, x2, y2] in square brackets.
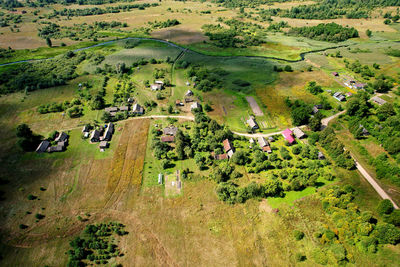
[222, 139, 233, 152]
[161, 136, 175, 143]
[282, 128, 295, 144]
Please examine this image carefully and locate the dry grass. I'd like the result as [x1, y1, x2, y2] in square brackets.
[256, 70, 333, 127]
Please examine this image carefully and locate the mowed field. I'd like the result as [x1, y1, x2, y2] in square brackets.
[0, 119, 149, 265]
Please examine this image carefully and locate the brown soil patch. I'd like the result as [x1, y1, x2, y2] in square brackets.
[151, 27, 208, 44]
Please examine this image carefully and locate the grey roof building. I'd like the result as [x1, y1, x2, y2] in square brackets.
[36, 140, 50, 153]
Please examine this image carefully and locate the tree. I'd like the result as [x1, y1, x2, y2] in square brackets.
[309, 112, 323, 131]
[306, 81, 323, 95]
[376, 103, 395, 121]
[377, 199, 394, 215]
[231, 150, 248, 165]
[46, 37, 52, 47]
[204, 103, 212, 112]
[366, 29, 372, 37]
[284, 65, 293, 72]
[16, 124, 33, 138]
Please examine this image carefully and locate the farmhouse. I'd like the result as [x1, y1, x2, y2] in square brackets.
[247, 117, 259, 130]
[90, 130, 101, 142]
[151, 83, 162, 91]
[293, 127, 305, 139]
[332, 72, 339, 76]
[119, 106, 129, 112]
[371, 96, 387, 105]
[55, 132, 68, 142]
[268, 136, 275, 142]
[132, 104, 144, 115]
[127, 97, 134, 103]
[318, 151, 325, 160]
[176, 100, 184, 106]
[191, 102, 201, 110]
[36, 140, 50, 153]
[257, 137, 272, 154]
[185, 90, 193, 97]
[282, 128, 295, 144]
[333, 92, 346, 102]
[212, 152, 228, 160]
[47, 141, 65, 153]
[223, 139, 233, 153]
[103, 122, 114, 141]
[354, 83, 366, 90]
[163, 126, 178, 136]
[82, 125, 90, 133]
[312, 106, 319, 114]
[105, 107, 118, 113]
[161, 136, 175, 143]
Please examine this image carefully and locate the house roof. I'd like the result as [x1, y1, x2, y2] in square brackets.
[161, 136, 175, 142]
[223, 139, 233, 152]
[293, 127, 305, 139]
[132, 104, 144, 113]
[105, 107, 118, 113]
[312, 106, 319, 114]
[227, 150, 234, 158]
[155, 80, 164, 85]
[185, 90, 193, 96]
[282, 128, 295, 144]
[90, 130, 100, 140]
[119, 106, 129, 111]
[257, 137, 269, 148]
[318, 151, 325, 159]
[151, 84, 162, 90]
[82, 125, 90, 132]
[332, 72, 338, 76]
[371, 96, 386, 105]
[191, 102, 200, 110]
[247, 117, 258, 129]
[55, 132, 68, 142]
[163, 126, 178, 136]
[36, 140, 50, 153]
[263, 146, 272, 153]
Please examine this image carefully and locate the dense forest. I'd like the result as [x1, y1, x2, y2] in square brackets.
[288, 23, 359, 42]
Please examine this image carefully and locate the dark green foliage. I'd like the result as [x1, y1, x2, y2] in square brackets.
[148, 19, 180, 29]
[35, 213, 45, 220]
[67, 222, 127, 266]
[289, 23, 358, 42]
[309, 112, 323, 131]
[19, 224, 28, 229]
[27, 194, 36, 200]
[374, 223, 400, 245]
[0, 52, 85, 94]
[306, 81, 323, 95]
[294, 230, 304, 240]
[319, 127, 354, 169]
[67, 106, 83, 118]
[377, 199, 394, 215]
[386, 48, 400, 57]
[16, 124, 41, 152]
[286, 99, 312, 126]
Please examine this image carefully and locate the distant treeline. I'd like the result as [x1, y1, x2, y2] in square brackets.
[211, 0, 291, 8]
[255, 0, 400, 20]
[51, 3, 159, 17]
[289, 23, 359, 43]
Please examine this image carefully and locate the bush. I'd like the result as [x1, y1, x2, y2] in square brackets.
[294, 230, 304, 240]
[295, 253, 306, 262]
[27, 194, 36, 200]
[377, 199, 394, 215]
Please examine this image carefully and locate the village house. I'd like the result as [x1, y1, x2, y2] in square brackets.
[268, 136, 275, 142]
[119, 106, 129, 112]
[191, 102, 201, 110]
[90, 130, 101, 142]
[132, 104, 144, 115]
[359, 125, 370, 136]
[293, 127, 306, 139]
[354, 83, 366, 90]
[55, 132, 68, 143]
[258, 137, 272, 153]
[158, 173, 163, 184]
[103, 122, 114, 141]
[312, 105, 319, 114]
[127, 97, 134, 103]
[82, 125, 90, 133]
[161, 136, 175, 143]
[185, 90, 193, 97]
[371, 96, 387, 105]
[318, 151, 325, 160]
[223, 139, 234, 158]
[47, 141, 65, 153]
[36, 140, 50, 153]
[151, 83, 162, 91]
[332, 72, 339, 77]
[163, 126, 178, 136]
[282, 128, 295, 145]
[105, 107, 118, 113]
[333, 92, 346, 102]
[247, 117, 259, 130]
[175, 100, 184, 106]
[211, 152, 228, 160]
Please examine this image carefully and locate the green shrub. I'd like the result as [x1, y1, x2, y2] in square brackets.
[377, 199, 394, 215]
[294, 230, 304, 240]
